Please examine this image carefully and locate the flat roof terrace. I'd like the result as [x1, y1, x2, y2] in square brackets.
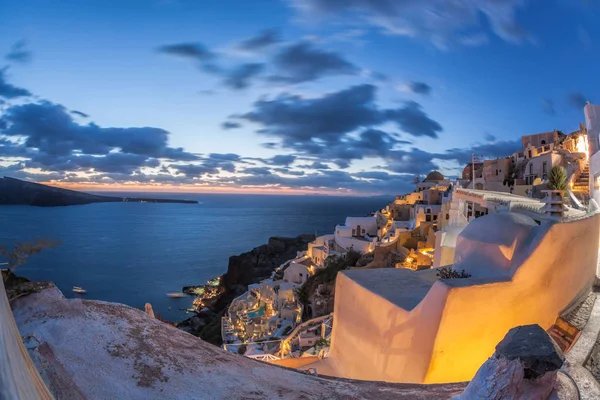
[341, 268, 436, 312]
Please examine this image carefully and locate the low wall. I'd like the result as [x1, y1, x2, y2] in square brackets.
[309, 268, 448, 382]
[313, 210, 600, 384]
[0, 278, 53, 399]
[426, 211, 600, 382]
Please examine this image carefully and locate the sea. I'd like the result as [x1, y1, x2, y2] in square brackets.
[0, 193, 391, 321]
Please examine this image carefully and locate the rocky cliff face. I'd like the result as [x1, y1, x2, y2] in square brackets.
[221, 234, 315, 290]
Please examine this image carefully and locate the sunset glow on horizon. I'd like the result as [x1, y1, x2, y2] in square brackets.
[1, 0, 597, 196]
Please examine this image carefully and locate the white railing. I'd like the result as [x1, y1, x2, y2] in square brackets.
[0, 278, 54, 399]
[278, 313, 333, 357]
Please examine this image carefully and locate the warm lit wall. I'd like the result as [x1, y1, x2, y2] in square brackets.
[426, 211, 600, 382]
[311, 208, 600, 384]
[309, 268, 448, 383]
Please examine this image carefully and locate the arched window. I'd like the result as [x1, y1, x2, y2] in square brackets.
[541, 140, 546, 145]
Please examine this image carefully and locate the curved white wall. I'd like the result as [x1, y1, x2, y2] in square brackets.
[309, 209, 600, 384]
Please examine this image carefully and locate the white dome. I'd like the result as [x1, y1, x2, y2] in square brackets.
[453, 213, 539, 279]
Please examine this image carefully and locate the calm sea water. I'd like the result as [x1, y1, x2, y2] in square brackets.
[0, 193, 389, 320]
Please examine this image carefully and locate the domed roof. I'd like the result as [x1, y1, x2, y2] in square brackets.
[454, 213, 539, 279]
[424, 171, 445, 182]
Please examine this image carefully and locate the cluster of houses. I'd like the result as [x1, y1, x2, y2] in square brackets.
[221, 105, 600, 365]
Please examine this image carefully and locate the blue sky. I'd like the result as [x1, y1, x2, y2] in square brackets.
[0, 0, 598, 195]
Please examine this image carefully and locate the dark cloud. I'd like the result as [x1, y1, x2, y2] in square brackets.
[299, 161, 330, 170]
[268, 154, 296, 166]
[541, 98, 556, 116]
[0, 100, 197, 160]
[237, 29, 281, 51]
[24, 152, 160, 175]
[236, 84, 441, 169]
[566, 92, 588, 110]
[406, 81, 431, 95]
[5, 40, 32, 64]
[0, 67, 32, 99]
[222, 63, 265, 89]
[156, 43, 215, 61]
[268, 42, 359, 83]
[484, 132, 496, 142]
[0, 99, 205, 178]
[241, 167, 272, 175]
[385, 148, 440, 175]
[173, 164, 219, 177]
[353, 171, 391, 180]
[334, 159, 351, 169]
[221, 121, 242, 130]
[290, 0, 531, 47]
[273, 168, 305, 176]
[437, 139, 521, 165]
[71, 110, 89, 118]
[207, 153, 240, 161]
[385, 101, 442, 138]
[262, 142, 278, 149]
[197, 153, 241, 173]
[240, 84, 382, 144]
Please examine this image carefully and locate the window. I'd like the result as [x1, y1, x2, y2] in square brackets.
[495, 169, 498, 176]
[352, 229, 355, 235]
[528, 150, 532, 158]
[542, 162, 547, 174]
[361, 229, 365, 234]
[541, 140, 546, 145]
[529, 164, 533, 175]
[446, 214, 449, 220]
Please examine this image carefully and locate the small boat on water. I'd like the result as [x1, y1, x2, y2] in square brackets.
[166, 292, 186, 298]
[73, 286, 87, 294]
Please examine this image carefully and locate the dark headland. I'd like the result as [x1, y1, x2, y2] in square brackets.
[0, 176, 198, 207]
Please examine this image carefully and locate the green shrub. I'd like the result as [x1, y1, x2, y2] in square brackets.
[436, 267, 471, 279]
[547, 166, 567, 190]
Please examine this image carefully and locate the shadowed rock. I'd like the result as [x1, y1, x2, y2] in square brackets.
[456, 324, 567, 400]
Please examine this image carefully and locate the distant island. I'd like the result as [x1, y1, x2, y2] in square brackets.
[0, 177, 198, 207]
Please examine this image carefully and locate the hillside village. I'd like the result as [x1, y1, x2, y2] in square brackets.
[6, 104, 600, 398]
[215, 103, 600, 373]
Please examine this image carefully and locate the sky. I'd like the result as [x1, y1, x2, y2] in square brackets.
[0, 0, 598, 196]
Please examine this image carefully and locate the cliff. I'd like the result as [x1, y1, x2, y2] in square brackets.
[0, 177, 198, 206]
[180, 234, 315, 344]
[10, 286, 467, 399]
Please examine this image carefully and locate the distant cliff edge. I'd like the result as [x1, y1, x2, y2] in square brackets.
[0, 177, 198, 207]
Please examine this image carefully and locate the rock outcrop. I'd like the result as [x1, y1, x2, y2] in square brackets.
[11, 286, 468, 399]
[456, 324, 571, 399]
[221, 235, 315, 289]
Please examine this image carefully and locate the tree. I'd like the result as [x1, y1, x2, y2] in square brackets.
[1, 240, 59, 282]
[547, 166, 568, 190]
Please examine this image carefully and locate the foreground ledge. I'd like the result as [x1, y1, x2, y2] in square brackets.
[10, 286, 467, 399]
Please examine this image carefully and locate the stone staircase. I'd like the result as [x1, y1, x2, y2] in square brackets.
[571, 163, 590, 206]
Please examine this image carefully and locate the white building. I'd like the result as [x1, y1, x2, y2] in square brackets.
[283, 261, 312, 285]
[307, 234, 336, 268]
[586, 102, 600, 205]
[344, 216, 378, 236]
[334, 224, 377, 253]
